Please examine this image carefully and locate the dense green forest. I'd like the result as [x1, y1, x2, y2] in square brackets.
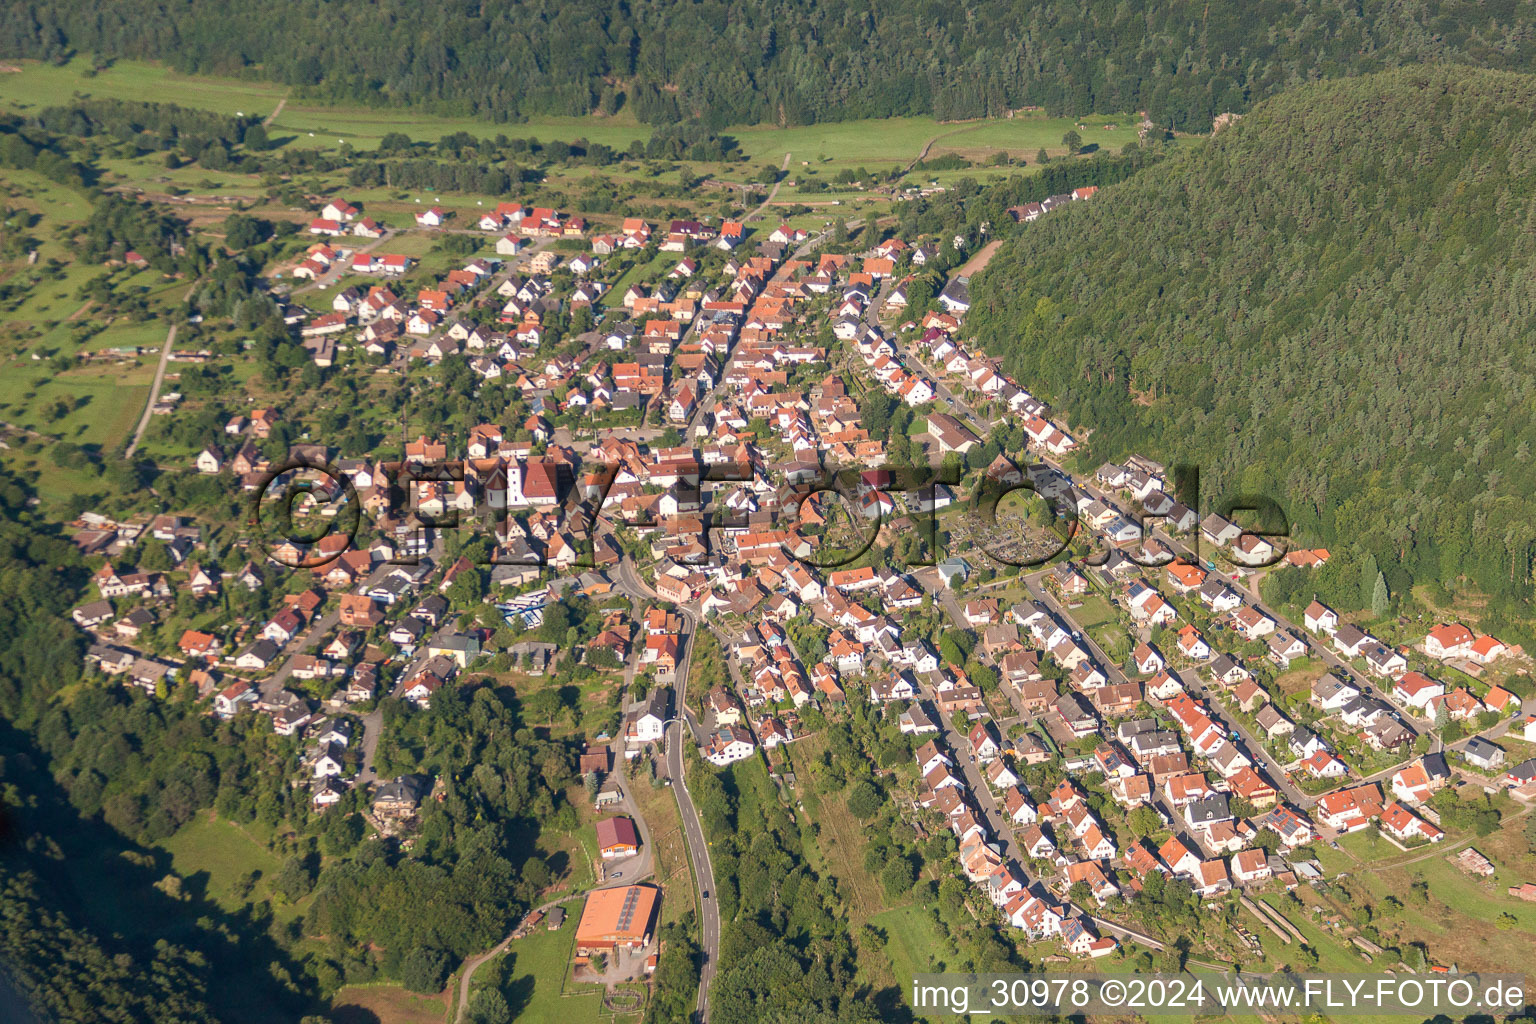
[970, 66, 1536, 633]
[0, 466, 221, 1021]
[687, 755, 881, 1024]
[6, 1, 1536, 131]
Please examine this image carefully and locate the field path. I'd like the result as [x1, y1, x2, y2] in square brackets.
[124, 321, 175, 458]
[905, 121, 987, 171]
[263, 94, 289, 127]
[452, 892, 587, 1024]
[953, 238, 1002, 278]
[745, 151, 792, 222]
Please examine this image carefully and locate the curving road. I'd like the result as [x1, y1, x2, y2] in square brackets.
[453, 892, 587, 1023]
[615, 558, 719, 1022]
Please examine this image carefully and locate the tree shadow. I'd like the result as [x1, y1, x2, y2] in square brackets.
[500, 951, 535, 1018]
[0, 718, 322, 1020]
[329, 1009, 382, 1024]
[871, 984, 915, 1022]
[545, 849, 570, 880]
[177, 866, 213, 902]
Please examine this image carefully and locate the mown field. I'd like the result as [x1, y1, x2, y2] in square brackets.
[867, 903, 955, 1024]
[0, 58, 289, 116]
[0, 58, 1139, 173]
[464, 914, 622, 1024]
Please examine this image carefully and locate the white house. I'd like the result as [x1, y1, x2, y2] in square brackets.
[704, 725, 756, 766]
[1304, 600, 1339, 635]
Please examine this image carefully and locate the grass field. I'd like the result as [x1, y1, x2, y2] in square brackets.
[783, 733, 896, 924]
[46, 808, 311, 1024]
[601, 250, 681, 306]
[1274, 659, 1328, 696]
[0, 59, 288, 117]
[474, 915, 611, 1024]
[1, 58, 1139, 173]
[1070, 595, 1117, 629]
[868, 904, 955, 1024]
[1, 258, 102, 329]
[1256, 892, 1373, 973]
[728, 113, 1137, 171]
[0, 160, 189, 467]
[0, 357, 154, 450]
[1291, 811, 1536, 973]
[524, 784, 600, 899]
[158, 812, 302, 917]
[330, 984, 450, 1024]
[0, 168, 96, 264]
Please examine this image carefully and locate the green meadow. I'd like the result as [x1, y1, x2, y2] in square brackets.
[1, 57, 1139, 172]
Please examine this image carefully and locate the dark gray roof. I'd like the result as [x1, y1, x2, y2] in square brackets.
[1186, 794, 1231, 825]
[374, 773, 431, 806]
[1464, 737, 1503, 759]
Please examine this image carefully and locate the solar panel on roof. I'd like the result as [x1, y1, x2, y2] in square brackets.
[616, 888, 640, 931]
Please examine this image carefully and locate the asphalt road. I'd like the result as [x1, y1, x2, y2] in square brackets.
[664, 606, 720, 1023]
[614, 559, 719, 1022]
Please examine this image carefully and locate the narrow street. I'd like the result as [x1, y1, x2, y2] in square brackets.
[1019, 570, 1311, 809]
[613, 559, 719, 1022]
[256, 534, 445, 784]
[1060, 465, 1431, 738]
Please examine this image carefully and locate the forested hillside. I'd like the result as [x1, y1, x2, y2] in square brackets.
[5, 0, 1536, 131]
[970, 66, 1536, 628]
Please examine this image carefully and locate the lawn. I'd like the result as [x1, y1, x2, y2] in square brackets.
[1069, 594, 1117, 629]
[600, 250, 674, 307]
[474, 914, 609, 1024]
[158, 812, 310, 921]
[0, 58, 288, 117]
[1274, 659, 1328, 696]
[868, 904, 955, 1024]
[1090, 624, 1131, 662]
[363, 230, 447, 259]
